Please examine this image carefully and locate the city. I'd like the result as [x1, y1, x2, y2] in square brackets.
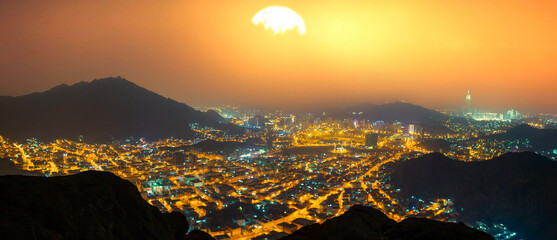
[1, 94, 555, 239]
[1, 1, 556, 240]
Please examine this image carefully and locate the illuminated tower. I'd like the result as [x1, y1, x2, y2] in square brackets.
[465, 90, 471, 107]
[462, 90, 475, 116]
[408, 124, 416, 135]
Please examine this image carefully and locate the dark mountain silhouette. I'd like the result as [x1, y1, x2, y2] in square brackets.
[389, 152, 557, 240]
[0, 171, 190, 240]
[0, 77, 226, 142]
[280, 205, 493, 240]
[483, 123, 557, 150]
[0, 171, 494, 240]
[334, 102, 448, 124]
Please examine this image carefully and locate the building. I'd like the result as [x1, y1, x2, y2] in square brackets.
[461, 90, 523, 121]
[408, 124, 416, 135]
[278, 222, 299, 234]
[462, 90, 476, 116]
[505, 109, 522, 120]
[466, 90, 471, 107]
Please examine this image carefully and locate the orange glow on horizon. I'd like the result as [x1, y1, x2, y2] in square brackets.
[0, 0, 556, 111]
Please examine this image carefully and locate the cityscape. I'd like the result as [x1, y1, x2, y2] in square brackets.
[1, 88, 556, 239]
[1, 1, 556, 240]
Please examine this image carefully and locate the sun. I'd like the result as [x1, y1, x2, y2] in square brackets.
[252, 6, 306, 35]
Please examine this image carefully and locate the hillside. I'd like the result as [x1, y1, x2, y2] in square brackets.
[0, 77, 224, 142]
[389, 152, 557, 240]
[333, 102, 448, 124]
[483, 123, 557, 150]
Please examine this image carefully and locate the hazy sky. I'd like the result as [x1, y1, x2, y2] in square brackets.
[1, 0, 556, 112]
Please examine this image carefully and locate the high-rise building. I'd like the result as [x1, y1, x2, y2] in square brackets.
[461, 90, 522, 121]
[462, 90, 476, 116]
[505, 109, 523, 120]
[408, 124, 416, 134]
[466, 90, 471, 107]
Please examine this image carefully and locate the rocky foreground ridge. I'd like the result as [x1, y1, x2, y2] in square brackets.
[279, 205, 493, 240]
[0, 171, 492, 240]
[0, 171, 190, 240]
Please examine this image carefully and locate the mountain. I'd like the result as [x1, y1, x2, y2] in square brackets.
[389, 152, 557, 240]
[333, 102, 448, 124]
[0, 77, 225, 142]
[280, 205, 493, 240]
[0, 171, 190, 240]
[483, 123, 557, 150]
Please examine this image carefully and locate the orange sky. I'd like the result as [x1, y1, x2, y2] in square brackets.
[1, 0, 556, 112]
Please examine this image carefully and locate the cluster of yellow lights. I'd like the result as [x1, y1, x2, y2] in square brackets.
[252, 6, 306, 35]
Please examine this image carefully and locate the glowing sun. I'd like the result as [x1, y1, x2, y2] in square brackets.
[252, 6, 306, 35]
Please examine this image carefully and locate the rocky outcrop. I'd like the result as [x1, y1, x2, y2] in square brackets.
[280, 205, 492, 240]
[0, 171, 189, 240]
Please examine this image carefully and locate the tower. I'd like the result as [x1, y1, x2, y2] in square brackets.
[465, 90, 471, 107]
[462, 90, 475, 116]
[408, 124, 416, 135]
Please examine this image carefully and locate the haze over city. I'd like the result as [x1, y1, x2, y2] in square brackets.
[1, 1, 557, 240]
[2, 0, 557, 111]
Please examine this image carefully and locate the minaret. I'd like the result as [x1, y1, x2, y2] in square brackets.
[465, 90, 471, 107]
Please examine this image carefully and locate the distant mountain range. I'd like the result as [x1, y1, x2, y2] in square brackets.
[332, 102, 449, 124]
[483, 123, 557, 150]
[0, 171, 493, 240]
[0, 77, 227, 142]
[389, 152, 557, 240]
